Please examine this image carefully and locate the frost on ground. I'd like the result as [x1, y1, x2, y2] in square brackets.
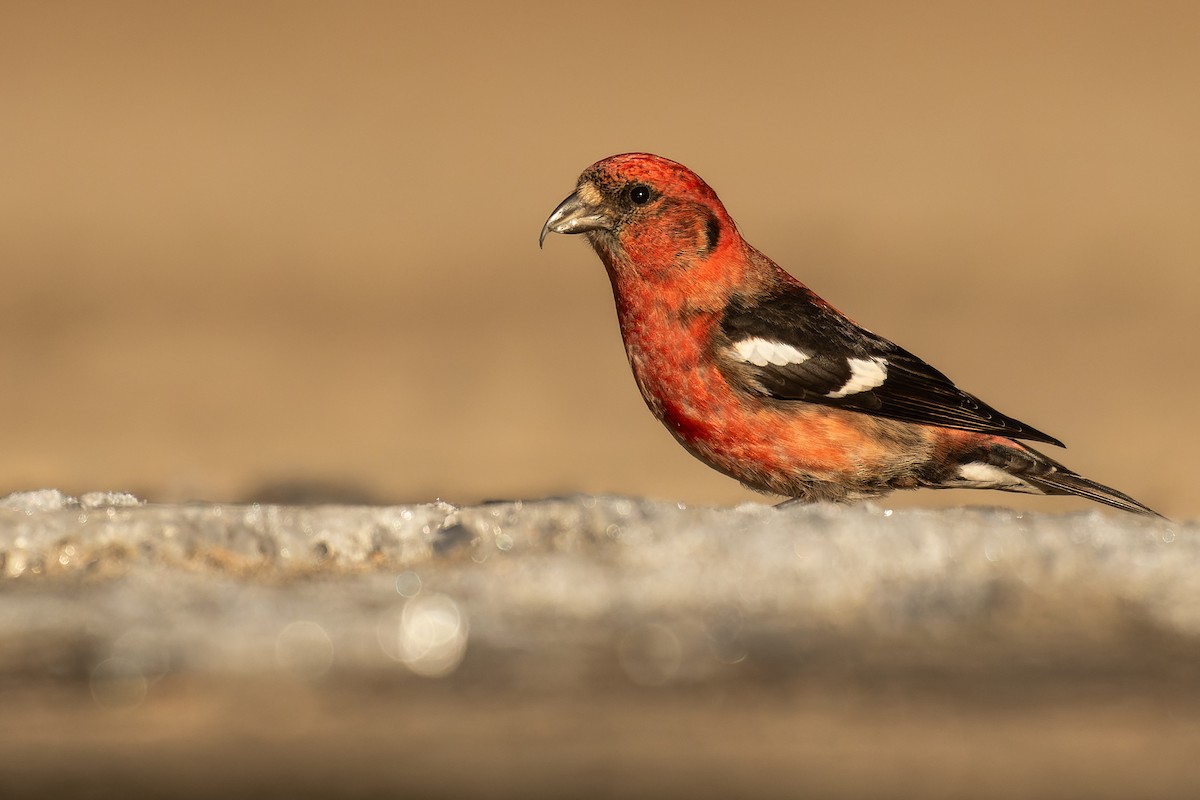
[0, 489, 1193, 689]
[2, 490, 1199, 799]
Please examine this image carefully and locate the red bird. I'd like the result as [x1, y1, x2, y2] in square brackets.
[540, 153, 1159, 516]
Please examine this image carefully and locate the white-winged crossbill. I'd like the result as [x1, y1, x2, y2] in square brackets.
[540, 153, 1157, 515]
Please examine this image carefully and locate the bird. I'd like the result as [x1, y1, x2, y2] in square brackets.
[539, 153, 1159, 516]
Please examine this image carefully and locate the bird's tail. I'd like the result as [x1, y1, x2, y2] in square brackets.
[935, 439, 1163, 517]
[1020, 465, 1162, 517]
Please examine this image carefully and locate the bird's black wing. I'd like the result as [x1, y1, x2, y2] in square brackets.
[718, 286, 1064, 446]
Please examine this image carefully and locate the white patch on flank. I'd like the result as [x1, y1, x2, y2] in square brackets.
[730, 338, 811, 368]
[825, 357, 888, 398]
[958, 462, 1023, 488]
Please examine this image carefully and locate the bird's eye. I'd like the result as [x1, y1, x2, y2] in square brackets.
[628, 184, 652, 205]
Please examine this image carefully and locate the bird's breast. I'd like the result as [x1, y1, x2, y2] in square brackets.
[615, 288, 721, 428]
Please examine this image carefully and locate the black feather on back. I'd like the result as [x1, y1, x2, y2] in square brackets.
[718, 286, 1064, 446]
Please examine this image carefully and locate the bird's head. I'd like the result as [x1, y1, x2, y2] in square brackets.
[540, 153, 739, 281]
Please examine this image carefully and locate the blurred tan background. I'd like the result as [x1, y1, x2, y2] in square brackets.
[1, 1, 1196, 516]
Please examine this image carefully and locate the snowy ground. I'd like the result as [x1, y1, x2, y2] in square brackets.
[1, 490, 1197, 798]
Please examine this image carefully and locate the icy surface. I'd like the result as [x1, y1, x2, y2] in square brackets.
[0, 491, 1193, 692]
[3, 491, 1200, 798]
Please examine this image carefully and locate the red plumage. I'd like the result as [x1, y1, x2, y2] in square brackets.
[541, 153, 1157, 515]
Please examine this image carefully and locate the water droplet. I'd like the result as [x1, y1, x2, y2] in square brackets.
[6, 551, 27, 577]
[395, 571, 422, 597]
[378, 594, 468, 678]
[617, 623, 682, 686]
[495, 533, 513, 551]
[984, 541, 1003, 562]
[90, 658, 148, 710]
[710, 638, 748, 664]
[274, 621, 334, 680]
